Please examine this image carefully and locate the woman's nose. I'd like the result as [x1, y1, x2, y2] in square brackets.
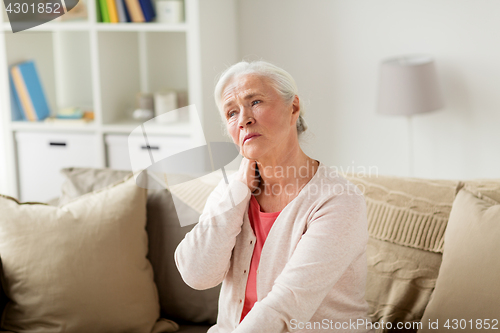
[238, 108, 255, 128]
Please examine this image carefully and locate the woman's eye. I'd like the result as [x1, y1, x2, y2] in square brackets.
[252, 100, 261, 106]
[228, 111, 237, 118]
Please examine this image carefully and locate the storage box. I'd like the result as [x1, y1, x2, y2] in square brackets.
[105, 134, 193, 172]
[15, 131, 100, 203]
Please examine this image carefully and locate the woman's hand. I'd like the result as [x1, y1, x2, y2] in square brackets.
[236, 157, 260, 193]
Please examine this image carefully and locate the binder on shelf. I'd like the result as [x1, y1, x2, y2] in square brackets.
[99, 0, 110, 22]
[138, 0, 155, 22]
[9, 74, 25, 121]
[114, 0, 127, 22]
[124, 0, 145, 22]
[122, 0, 131, 22]
[106, 0, 119, 23]
[10, 66, 35, 121]
[9, 60, 51, 122]
[96, 0, 102, 22]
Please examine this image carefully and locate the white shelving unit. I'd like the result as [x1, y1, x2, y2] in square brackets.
[0, 0, 238, 201]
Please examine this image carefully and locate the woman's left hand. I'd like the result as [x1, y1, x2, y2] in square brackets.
[236, 157, 260, 193]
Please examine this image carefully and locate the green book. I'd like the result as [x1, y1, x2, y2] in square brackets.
[95, 0, 102, 22]
[99, 0, 110, 23]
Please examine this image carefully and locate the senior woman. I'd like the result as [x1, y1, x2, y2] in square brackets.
[175, 61, 373, 333]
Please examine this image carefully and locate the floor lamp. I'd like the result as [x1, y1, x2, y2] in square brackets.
[376, 55, 444, 176]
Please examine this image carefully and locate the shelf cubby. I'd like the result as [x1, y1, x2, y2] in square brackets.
[5, 30, 93, 120]
[97, 30, 188, 125]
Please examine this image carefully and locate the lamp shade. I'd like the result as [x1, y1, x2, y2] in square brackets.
[377, 55, 444, 116]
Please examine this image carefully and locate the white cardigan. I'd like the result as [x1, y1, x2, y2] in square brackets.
[175, 162, 373, 333]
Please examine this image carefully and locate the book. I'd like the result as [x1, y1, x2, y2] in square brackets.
[99, 0, 110, 22]
[106, 0, 119, 23]
[124, 0, 145, 22]
[56, 107, 85, 119]
[9, 71, 25, 121]
[44, 117, 94, 125]
[96, 0, 102, 22]
[114, 0, 127, 22]
[138, 0, 155, 22]
[122, 0, 131, 22]
[10, 61, 51, 122]
[44, 110, 94, 124]
[10, 65, 36, 121]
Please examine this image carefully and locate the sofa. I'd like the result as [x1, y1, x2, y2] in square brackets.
[0, 166, 499, 333]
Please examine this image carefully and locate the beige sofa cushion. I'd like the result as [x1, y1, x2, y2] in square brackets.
[0, 173, 177, 333]
[419, 187, 500, 332]
[58, 167, 221, 324]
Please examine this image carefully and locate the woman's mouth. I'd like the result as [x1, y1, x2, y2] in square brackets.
[243, 134, 261, 144]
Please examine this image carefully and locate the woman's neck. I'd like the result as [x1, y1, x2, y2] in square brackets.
[255, 150, 318, 195]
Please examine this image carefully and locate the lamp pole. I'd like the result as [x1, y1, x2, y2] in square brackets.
[408, 115, 414, 177]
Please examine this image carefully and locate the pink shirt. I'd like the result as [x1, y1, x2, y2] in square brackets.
[240, 195, 281, 322]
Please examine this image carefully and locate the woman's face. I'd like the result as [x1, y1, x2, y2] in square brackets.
[220, 74, 300, 161]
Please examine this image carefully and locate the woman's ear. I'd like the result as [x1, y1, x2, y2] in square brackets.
[292, 95, 300, 115]
[290, 95, 301, 126]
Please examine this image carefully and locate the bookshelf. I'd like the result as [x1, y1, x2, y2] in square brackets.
[0, 0, 238, 201]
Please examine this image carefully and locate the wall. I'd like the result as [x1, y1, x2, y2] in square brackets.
[199, 0, 239, 146]
[237, 0, 500, 179]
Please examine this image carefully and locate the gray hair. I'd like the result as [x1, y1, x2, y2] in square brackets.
[214, 60, 308, 136]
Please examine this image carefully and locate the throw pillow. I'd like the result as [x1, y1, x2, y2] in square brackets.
[0, 173, 178, 333]
[461, 179, 500, 203]
[418, 187, 500, 333]
[58, 167, 132, 206]
[59, 167, 221, 324]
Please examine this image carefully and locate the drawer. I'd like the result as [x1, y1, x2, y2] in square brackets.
[15, 131, 100, 203]
[105, 134, 193, 172]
